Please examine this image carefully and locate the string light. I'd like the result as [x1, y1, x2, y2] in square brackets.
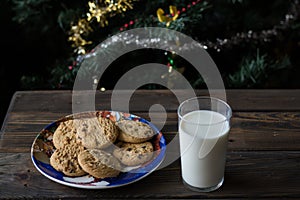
[100, 87, 106, 92]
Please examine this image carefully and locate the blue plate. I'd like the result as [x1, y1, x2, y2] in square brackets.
[31, 111, 166, 189]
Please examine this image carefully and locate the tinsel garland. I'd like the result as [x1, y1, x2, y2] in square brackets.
[73, 0, 299, 67]
[68, 0, 138, 54]
[60, 0, 300, 91]
[200, 0, 300, 52]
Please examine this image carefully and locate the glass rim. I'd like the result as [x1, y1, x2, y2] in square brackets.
[177, 96, 232, 126]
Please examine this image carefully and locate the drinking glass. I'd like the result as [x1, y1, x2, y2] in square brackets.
[178, 96, 232, 192]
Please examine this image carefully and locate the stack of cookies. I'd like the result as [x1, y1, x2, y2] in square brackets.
[50, 115, 156, 179]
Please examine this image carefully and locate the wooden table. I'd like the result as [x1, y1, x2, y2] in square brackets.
[1, 90, 300, 199]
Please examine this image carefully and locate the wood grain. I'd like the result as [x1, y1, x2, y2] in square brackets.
[1, 111, 300, 152]
[6, 90, 300, 114]
[1, 90, 300, 199]
[0, 152, 299, 199]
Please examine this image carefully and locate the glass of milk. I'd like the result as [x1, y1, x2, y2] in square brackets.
[178, 96, 232, 192]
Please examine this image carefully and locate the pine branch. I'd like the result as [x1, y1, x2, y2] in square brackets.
[227, 49, 291, 88]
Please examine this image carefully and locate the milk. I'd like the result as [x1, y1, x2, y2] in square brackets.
[179, 110, 229, 189]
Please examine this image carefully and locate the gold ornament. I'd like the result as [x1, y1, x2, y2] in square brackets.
[106, 0, 134, 13]
[68, 19, 93, 54]
[86, 0, 137, 27]
[69, 0, 138, 54]
[87, 1, 108, 27]
[157, 5, 179, 27]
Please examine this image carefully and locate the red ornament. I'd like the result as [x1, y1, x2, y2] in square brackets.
[124, 23, 128, 28]
[192, 1, 196, 5]
[129, 20, 134, 25]
[68, 66, 73, 70]
[120, 27, 123, 31]
[181, 7, 186, 12]
[187, 4, 191, 8]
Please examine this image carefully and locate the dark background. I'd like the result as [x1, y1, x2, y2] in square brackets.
[1, 1, 21, 126]
[1, 0, 300, 127]
[0, 0, 69, 125]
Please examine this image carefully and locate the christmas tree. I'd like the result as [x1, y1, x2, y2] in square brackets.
[9, 0, 300, 89]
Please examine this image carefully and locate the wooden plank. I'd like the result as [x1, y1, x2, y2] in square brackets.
[0, 152, 299, 199]
[4, 110, 300, 131]
[1, 90, 300, 199]
[6, 90, 300, 115]
[1, 112, 300, 152]
[226, 89, 300, 111]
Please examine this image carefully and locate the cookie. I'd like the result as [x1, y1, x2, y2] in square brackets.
[116, 120, 155, 143]
[50, 143, 86, 177]
[78, 149, 121, 179]
[113, 141, 154, 166]
[75, 116, 119, 149]
[53, 120, 78, 149]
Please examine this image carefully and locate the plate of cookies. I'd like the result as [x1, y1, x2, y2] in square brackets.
[31, 110, 166, 189]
